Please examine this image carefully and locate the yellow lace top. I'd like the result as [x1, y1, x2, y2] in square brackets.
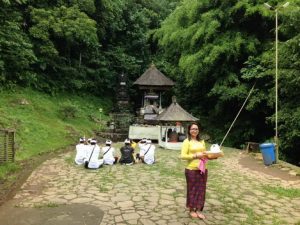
[180, 138, 206, 170]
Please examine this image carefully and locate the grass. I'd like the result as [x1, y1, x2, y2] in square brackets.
[0, 88, 112, 179]
[0, 162, 21, 180]
[207, 158, 220, 169]
[262, 185, 300, 198]
[33, 202, 60, 208]
[97, 184, 110, 192]
[64, 155, 75, 165]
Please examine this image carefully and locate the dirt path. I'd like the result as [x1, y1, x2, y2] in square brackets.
[239, 153, 299, 181]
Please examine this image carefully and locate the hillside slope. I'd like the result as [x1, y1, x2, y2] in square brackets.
[0, 88, 112, 176]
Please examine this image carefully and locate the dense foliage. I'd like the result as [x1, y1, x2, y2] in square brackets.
[154, 0, 300, 164]
[0, 0, 178, 95]
[0, 0, 299, 164]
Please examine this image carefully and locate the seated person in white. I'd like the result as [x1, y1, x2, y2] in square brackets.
[138, 138, 147, 149]
[140, 139, 155, 164]
[102, 140, 118, 165]
[84, 139, 103, 169]
[75, 137, 86, 165]
[136, 138, 146, 161]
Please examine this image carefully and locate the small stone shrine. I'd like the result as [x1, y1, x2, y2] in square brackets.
[97, 73, 133, 141]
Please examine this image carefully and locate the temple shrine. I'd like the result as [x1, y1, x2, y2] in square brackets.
[129, 64, 199, 148]
[133, 64, 174, 123]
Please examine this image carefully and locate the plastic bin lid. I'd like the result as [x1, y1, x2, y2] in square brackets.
[259, 143, 275, 148]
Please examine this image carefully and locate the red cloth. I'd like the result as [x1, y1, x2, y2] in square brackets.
[185, 169, 208, 210]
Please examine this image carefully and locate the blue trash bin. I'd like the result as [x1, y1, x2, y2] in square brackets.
[259, 143, 275, 166]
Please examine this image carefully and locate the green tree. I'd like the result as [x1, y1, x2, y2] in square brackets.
[93, 0, 179, 102]
[242, 2, 300, 163]
[154, 0, 300, 163]
[28, 5, 99, 94]
[0, 0, 37, 89]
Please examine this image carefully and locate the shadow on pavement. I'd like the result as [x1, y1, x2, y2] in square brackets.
[0, 203, 104, 225]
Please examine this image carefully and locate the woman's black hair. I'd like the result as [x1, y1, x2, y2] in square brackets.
[187, 122, 201, 141]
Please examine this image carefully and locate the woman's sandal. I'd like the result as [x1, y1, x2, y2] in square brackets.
[196, 212, 206, 219]
[189, 211, 198, 219]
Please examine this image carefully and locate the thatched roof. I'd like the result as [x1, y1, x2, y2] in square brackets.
[133, 64, 175, 89]
[156, 97, 199, 122]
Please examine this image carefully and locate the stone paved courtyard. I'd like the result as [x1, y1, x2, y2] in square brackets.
[1, 146, 300, 225]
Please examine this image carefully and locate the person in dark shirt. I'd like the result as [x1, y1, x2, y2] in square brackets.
[119, 139, 135, 165]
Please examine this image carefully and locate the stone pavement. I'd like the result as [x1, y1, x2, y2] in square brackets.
[0, 146, 299, 225]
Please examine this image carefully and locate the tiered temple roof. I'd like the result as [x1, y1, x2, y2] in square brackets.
[156, 97, 199, 122]
[133, 64, 175, 90]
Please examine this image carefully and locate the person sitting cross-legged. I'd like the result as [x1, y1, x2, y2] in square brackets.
[102, 140, 118, 165]
[139, 139, 155, 165]
[119, 139, 135, 165]
[84, 139, 103, 169]
[74, 137, 86, 165]
[136, 138, 147, 162]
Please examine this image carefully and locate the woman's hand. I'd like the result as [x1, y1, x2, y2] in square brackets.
[194, 152, 207, 159]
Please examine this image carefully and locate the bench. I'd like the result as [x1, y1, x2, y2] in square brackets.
[245, 142, 260, 153]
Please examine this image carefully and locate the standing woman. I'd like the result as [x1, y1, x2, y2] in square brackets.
[181, 123, 208, 219]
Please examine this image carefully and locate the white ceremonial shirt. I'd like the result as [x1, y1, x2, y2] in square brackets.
[75, 143, 86, 165]
[85, 144, 103, 169]
[140, 144, 155, 165]
[138, 143, 147, 154]
[102, 146, 115, 165]
[138, 142, 145, 150]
